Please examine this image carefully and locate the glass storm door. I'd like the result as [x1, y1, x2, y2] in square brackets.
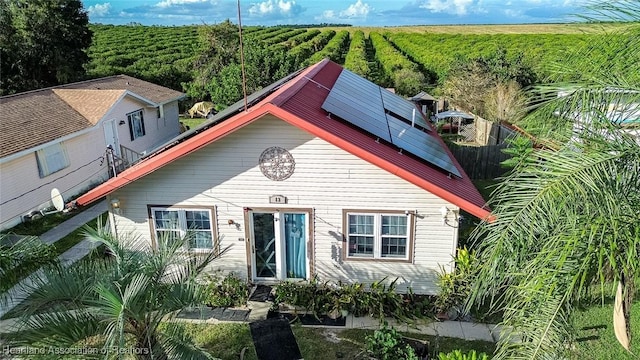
[250, 211, 308, 281]
[251, 212, 277, 279]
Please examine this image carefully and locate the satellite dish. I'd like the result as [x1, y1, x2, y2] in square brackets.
[22, 189, 66, 222]
[51, 188, 65, 212]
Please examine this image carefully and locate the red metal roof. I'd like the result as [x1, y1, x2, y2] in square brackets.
[77, 59, 491, 220]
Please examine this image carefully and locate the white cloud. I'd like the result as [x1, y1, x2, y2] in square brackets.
[155, 0, 209, 9]
[339, 0, 370, 18]
[316, 1, 371, 21]
[316, 10, 337, 21]
[420, 0, 474, 16]
[248, 0, 298, 16]
[87, 3, 112, 17]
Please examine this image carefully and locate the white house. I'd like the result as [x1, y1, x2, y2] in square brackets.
[558, 88, 640, 141]
[0, 75, 184, 230]
[76, 60, 491, 294]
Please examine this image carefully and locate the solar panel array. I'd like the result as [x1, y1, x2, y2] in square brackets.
[321, 69, 391, 142]
[381, 90, 429, 129]
[387, 114, 461, 177]
[322, 69, 460, 177]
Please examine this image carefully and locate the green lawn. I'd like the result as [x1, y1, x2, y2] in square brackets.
[184, 323, 495, 359]
[8, 305, 637, 359]
[2, 211, 78, 237]
[472, 179, 501, 203]
[571, 297, 640, 359]
[179, 115, 207, 130]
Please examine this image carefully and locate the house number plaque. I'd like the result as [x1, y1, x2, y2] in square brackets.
[269, 195, 287, 204]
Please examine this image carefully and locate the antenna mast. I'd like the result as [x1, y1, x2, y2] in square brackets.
[237, 0, 248, 112]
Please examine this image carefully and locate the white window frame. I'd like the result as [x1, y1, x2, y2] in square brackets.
[35, 142, 70, 178]
[345, 211, 411, 261]
[150, 207, 216, 252]
[127, 109, 146, 140]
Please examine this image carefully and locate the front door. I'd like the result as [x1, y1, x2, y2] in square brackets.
[103, 119, 120, 156]
[249, 211, 309, 281]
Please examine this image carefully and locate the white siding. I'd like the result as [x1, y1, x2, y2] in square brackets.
[0, 98, 180, 231]
[104, 98, 180, 155]
[0, 129, 109, 229]
[111, 115, 459, 294]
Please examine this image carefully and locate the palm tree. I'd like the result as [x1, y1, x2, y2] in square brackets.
[4, 224, 228, 359]
[467, 1, 640, 359]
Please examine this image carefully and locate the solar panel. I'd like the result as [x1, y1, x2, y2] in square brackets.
[380, 90, 429, 129]
[388, 114, 461, 177]
[322, 68, 460, 177]
[321, 70, 391, 142]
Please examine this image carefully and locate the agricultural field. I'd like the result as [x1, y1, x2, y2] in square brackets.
[86, 23, 613, 99]
[309, 23, 627, 35]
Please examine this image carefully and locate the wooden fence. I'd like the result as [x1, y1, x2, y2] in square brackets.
[448, 143, 512, 179]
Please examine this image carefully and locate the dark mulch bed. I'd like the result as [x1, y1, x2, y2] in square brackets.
[250, 317, 302, 360]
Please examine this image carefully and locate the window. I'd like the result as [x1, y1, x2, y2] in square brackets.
[35, 142, 70, 178]
[345, 211, 412, 261]
[151, 207, 215, 251]
[127, 109, 146, 140]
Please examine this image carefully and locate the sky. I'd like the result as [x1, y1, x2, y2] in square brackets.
[81, 0, 596, 27]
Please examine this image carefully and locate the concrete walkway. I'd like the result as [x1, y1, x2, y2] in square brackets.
[346, 315, 503, 342]
[0, 200, 107, 319]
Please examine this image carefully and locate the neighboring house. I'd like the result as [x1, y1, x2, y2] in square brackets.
[76, 60, 491, 294]
[558, 89, 640, 140]
[0, 75, 184, 230]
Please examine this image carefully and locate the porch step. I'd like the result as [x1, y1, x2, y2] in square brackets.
[248, 284, 274, 302]
[248, 300, 273, 322]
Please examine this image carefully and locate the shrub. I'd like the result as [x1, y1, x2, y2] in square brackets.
[204, 272, 250, 308]
[365, 322, 419, 360]
[273, 277, 434, 321]
[438, 350, 489, 360]
[435, 247, 476, 316]
[273, 277, 328, 315]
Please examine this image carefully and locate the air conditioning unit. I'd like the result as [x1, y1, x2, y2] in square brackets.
[22, 210, 43, 223]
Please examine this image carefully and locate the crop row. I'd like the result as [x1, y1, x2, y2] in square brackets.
[384, 32, 599, 79]
[87, 24, 613, 97]
[244, 26, 281, 39]
[303, 30, 350, 66]
[263, 29, 307, 45]
[278, 30, 322, 49]
[287, 30, 336, 64]
[369, 33, 418, 77]
[250, 27, 293, 41]
[343, 30, 370, 78]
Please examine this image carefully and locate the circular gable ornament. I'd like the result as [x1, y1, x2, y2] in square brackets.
[259, 147, 295, 181]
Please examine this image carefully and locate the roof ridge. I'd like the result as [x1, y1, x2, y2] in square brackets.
[268, 59, 331, 107]
[52, 89, 127, 125]
[0, 75, 126, 99]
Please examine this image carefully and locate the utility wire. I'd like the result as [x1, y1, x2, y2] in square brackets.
[0, 156, 105, 206]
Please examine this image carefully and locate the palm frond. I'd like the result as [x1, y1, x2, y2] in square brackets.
[6, 308, 103, 348]
[156, 323, 217, 360]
